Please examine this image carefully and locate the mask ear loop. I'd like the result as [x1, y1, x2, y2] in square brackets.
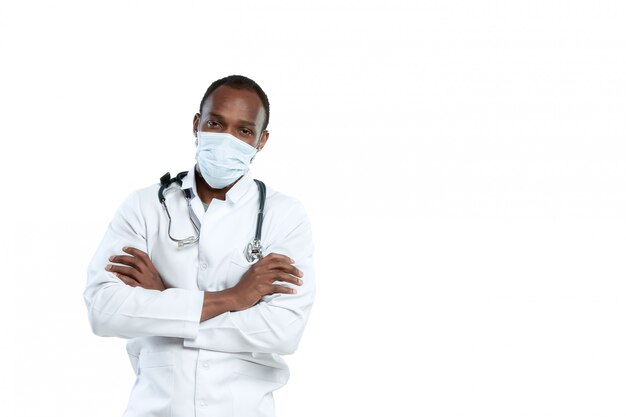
[250, 132, 264, 162]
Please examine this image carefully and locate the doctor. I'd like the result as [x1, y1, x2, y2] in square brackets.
[84, 75, 315, 417]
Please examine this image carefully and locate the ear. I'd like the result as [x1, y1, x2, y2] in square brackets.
[256, 130, 270, 151]
[192, 113, 200, 137]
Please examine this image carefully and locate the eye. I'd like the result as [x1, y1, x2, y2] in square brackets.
[206, 120, 221, 129]
[240, 128, 253, 136]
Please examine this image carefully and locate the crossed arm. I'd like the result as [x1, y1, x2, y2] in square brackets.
[83, 191, 315, 354]
[106, 247, 303, 321]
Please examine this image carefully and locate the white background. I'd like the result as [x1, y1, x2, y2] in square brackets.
[1, 1, 625, 416]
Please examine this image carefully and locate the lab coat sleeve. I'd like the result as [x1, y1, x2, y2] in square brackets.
[84, 190, 204, 339]
[183, 202, 316, 355]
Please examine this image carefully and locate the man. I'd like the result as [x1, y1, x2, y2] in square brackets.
[84, 75, 315, 417]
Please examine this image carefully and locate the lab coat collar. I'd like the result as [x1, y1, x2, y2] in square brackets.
[181, 165, 256, 205]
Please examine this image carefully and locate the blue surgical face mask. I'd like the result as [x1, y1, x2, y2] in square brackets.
[195, 132, 258, 189]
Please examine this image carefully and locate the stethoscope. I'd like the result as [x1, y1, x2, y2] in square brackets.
[158, 171, 266, 262]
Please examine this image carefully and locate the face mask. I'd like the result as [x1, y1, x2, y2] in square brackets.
[195, 132, 258, 189]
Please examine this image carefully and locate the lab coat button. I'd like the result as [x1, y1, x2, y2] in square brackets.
[202, 360, 210, 368]
[200, 263, 207, 271]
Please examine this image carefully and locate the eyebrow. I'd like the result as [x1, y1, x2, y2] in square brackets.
[238, 119, 257, 128]
[206, 112, 225, 120]
[206, 112, 257, 128]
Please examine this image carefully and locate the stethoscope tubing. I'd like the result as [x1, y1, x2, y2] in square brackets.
[158, 171, 266, 261]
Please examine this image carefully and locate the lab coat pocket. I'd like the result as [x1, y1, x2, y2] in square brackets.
[230, 360, 287, 417]
[139, 351, 173, 369]
[123, 351, 174, 417]
[225, 249, 253, 287]
[234, 359, 287, 383]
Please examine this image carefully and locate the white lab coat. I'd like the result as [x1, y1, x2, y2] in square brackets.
[84, 167, 315, 417]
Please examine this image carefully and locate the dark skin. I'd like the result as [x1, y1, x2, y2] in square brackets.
[192, 86, 269, 205]
[106, 85, 303, 322]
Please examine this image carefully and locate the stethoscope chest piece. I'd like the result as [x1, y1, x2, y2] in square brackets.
[246, 239, 264, 262]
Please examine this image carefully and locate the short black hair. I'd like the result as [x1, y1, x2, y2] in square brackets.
[199, 75, 270, 131]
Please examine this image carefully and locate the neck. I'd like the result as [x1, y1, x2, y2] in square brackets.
[194, 166, 240, 205]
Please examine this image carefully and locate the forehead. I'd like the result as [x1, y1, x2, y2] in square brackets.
[200, 85, 265, 127]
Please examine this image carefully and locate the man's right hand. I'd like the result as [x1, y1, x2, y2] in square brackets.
[230, 253, 303, 311]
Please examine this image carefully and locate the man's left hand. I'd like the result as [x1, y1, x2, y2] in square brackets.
[106, 247, 166, 291]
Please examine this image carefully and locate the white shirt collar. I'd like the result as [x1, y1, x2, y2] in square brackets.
[181, 165, 256, 205]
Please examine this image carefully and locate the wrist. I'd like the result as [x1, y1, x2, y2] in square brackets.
[200, 288, 241, 321]
[224, 287, 243, 311]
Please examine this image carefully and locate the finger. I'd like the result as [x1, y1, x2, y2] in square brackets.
[108, 254, 143, 271]
[257, 254, 297, 269]
[262, 253, 295, 264]
[263, 260, 303, 277]
[113, 273, 139, 287]
[271, 284, 297, 295]
[122, 247, 157, 272]
[106, 264, 140, 280]
[283, 264, 303, 278]
[272, 272, 303, 286]
[122, 247, 150, 265]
